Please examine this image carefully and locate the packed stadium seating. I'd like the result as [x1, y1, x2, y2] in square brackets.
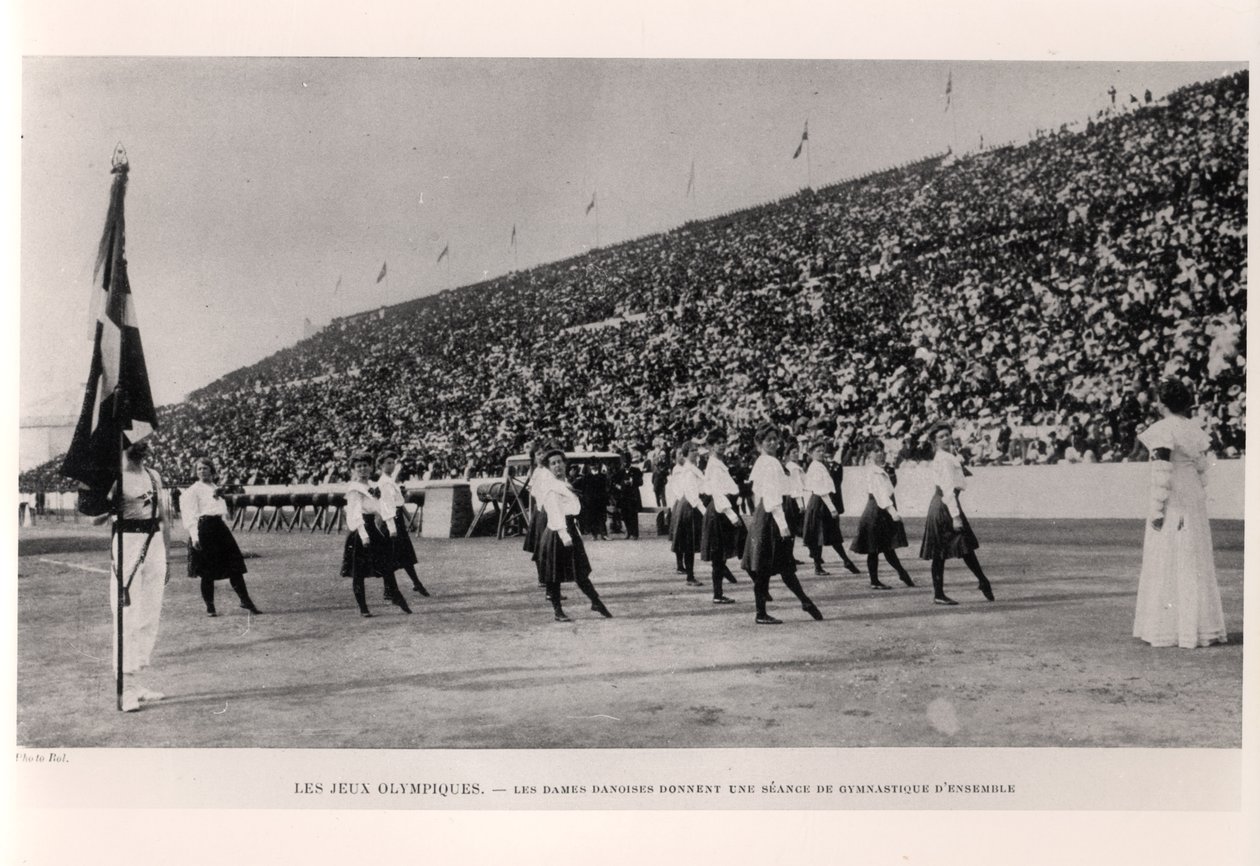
[21, 71, 1246, 493]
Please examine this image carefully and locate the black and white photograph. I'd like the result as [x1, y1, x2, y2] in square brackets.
[7, 2, 1257, 864]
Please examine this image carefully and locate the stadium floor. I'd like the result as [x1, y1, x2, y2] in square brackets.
[15, 517, 1244, 749]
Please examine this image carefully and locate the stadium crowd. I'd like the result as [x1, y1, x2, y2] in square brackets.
[22, 71, 1246, 493]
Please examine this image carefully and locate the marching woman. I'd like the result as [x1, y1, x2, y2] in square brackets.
[849, 441, 915, 589]
[700, 428, 744, 604]
[537, 444, 613, 622]
[182, 457, 261, 616]
[376, 452, 429, 597]
[670, 440, 707, 587]
[801, 439, 861, 577]
[99, 439, 171, 712]
[341, 452, 411, 617]
[918, 423, 995, 605]
[665, 449, 687, 574]
[740, 423, 824, 624]
[522, 443, 553, 590]
[781, 437, 807, 541]
[1132, 378, 1227, 648]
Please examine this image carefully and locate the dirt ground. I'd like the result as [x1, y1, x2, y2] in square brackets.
[14, 516, 1244, 748]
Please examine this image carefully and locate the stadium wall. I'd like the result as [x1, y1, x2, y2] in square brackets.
[238, 461, 1244, 521]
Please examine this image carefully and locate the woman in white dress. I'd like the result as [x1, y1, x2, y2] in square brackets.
[1133, 378, 1227, 648]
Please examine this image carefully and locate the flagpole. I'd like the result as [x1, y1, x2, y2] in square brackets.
[115, 417, 125, 710]
[805, 121, 813, 190]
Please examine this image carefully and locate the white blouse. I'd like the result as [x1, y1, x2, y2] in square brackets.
[345, 479, 387, 539]
[930, 450, 967, 519]
[181, 480, 228, 543]
[785, 460, 806, 502]
[376, 472, 406, 512]
[664, 465, 683, 507]
[803, 460, 836, 507]
[749, 454, 790, 533]
[542, 480, 583, 543]
[703, 454, 740, 505]
[526, 466, 554, 507]
[866, 465, 900, 521]
[675, 462, 706, 509]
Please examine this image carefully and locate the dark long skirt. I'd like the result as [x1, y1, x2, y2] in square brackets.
[391, 507, 418, 566]
[670, 500, 704, 556]
[800, 494, 840, 550]
[525, 505, 547, 560]
[341, 516, 396, 578]
[187, 515, 247, 580]
[850, 495, 909, 554]
[539, 516, 592, 586]
[700, 498, 745, 562]
[782, 496, 804, 538]
[918, 488, 979, 561]
[667, 498, 685, 542]
[740, 500, 796, 578]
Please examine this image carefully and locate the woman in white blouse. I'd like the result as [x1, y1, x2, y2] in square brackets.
[522, 443, 554, 591]
[699, 428, 744, 604]
[183, 458, 261, 617]
[376, 452, 429, 598]
[739, 423, 824, 625]
[800, 439, 861, 577]
[671, 440, 707, 587]
[917, 424, 995, 605]
[1132, 378, 1227, 648]
[340, 452, 411, 617]
[848, 441, 915, 590]
[665, 449, 688, 575]
[536, 444, 612, 622]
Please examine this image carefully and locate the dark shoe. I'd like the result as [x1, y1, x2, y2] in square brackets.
[898, 572, 915, 587]
[813, 565, 829, 576]
[933, 595, 959, 606]
[206, 606, 217, 617]
[712, 596, 735, 605]
[240, 603, 262, 614]
[412, 582, 430, 597]
[360, 610, 374, 618]
[764, 591, 774, 602]
[723, 571, 737, 583]
[979, 582, 995, 602]
[869, 581, 892, 591]
[793, 558, 805, 565]
[675, 568, 688, 575]
[592, 599, 613, 618]
[802, 603, 824, 620]
[685, 578, 702, 586]
[843, 560, 861, 575]
[554, 611, 571, 623]
[755, 613, 782, 625]
[392, 597, 413, 614]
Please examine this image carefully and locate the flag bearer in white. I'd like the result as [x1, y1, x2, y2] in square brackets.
[104, 440, 171, 712]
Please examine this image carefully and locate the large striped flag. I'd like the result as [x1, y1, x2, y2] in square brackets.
[792, 121, 809, 159]
[60, 145, 159, 492]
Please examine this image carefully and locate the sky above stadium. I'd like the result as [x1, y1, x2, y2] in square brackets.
[20, 58, 1245, 413]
